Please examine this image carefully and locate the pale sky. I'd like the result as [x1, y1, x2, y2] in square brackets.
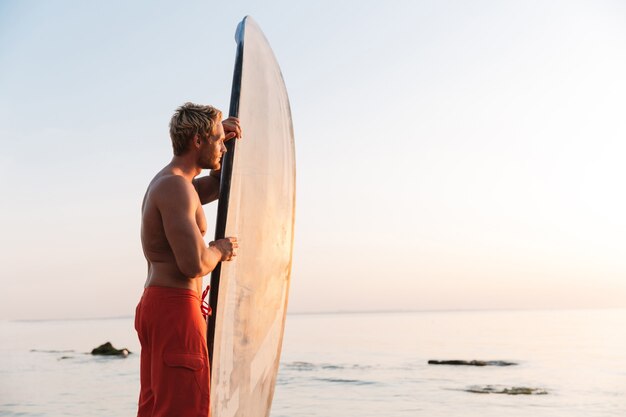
[1, 0, 625, 320]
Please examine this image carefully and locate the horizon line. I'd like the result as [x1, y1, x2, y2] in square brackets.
[5, 305, 626, 323]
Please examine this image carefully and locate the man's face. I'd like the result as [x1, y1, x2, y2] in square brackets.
[198, 120, 226, 170]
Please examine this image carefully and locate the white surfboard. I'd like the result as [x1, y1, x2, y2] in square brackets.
[207, 16, 296, 417]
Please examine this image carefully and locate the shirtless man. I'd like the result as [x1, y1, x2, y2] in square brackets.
[135, 102, 242, 417]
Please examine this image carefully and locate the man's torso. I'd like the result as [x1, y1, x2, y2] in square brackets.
[141, 169, 206, 294]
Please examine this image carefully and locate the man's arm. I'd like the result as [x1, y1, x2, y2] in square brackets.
[192, 170, 221, 205]
[156, 176, 235, 277]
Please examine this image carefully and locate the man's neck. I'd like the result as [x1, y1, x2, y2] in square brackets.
[169, 156, 202, 181]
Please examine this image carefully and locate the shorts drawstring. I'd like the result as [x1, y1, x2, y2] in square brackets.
[201, 285, 212, 318]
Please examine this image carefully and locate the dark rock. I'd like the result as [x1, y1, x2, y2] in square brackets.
[428, 359, 517, 366]
[465, 385, 547, 395]
[91, 342, 131, 357]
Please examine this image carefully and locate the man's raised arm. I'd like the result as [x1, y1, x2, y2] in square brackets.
[193, 170, 221, 205]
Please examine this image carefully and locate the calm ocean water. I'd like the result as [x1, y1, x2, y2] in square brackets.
[1, 309, 625, 417]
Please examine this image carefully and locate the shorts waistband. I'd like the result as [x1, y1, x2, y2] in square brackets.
[143, 285, 200, 300]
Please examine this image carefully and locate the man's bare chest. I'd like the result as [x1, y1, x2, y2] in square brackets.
[196, 205, 207, 236]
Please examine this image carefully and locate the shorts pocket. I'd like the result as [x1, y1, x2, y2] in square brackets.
[163, 352, 205, 371]
[161, 351, 209, 413]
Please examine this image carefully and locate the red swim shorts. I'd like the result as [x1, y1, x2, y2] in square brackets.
[135, 286, 210, 417]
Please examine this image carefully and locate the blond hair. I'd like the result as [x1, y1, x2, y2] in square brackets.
[169, 102, 222, 156]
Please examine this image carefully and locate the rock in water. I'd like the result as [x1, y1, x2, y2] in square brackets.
[91, 342, 131, 357]
[428, 360, 517, 366]
[466, 385, 547, 395]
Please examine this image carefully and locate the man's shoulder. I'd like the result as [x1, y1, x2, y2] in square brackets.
[152, 173, 192, 188]
[150, 174, 195, 203]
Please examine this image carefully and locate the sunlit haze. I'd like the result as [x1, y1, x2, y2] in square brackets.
[1, 0, 625, 319]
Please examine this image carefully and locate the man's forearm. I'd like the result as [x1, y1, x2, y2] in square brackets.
[209, 169, 221, 181]
[193, 173, 220, 205]
[198, 245, 224, 276]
